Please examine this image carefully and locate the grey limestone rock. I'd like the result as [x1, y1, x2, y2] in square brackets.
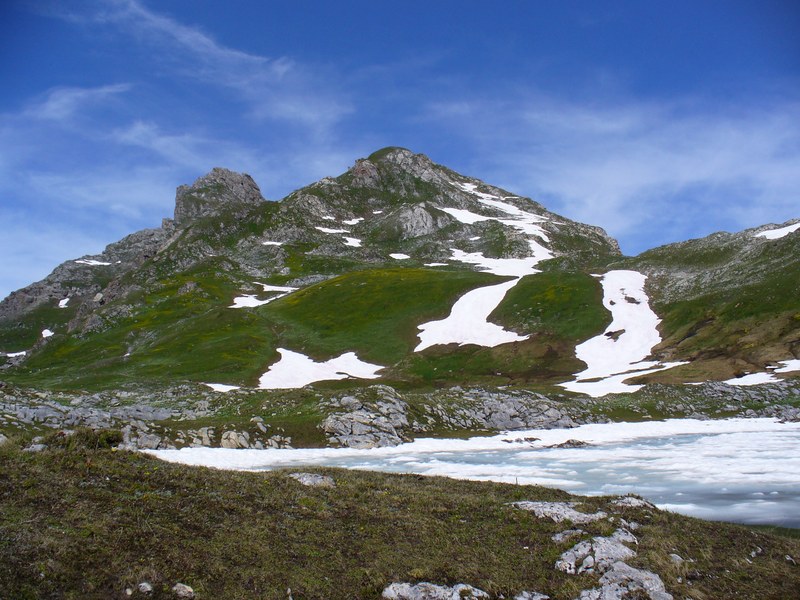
[611, 496, 655, 510]
[388, 204, 449, 239]
[220, 430, 250, 449]
[321, 386, 410, 448]
[136, 433, 162, 450]
[512, 501, 607, 525]
[288, 472, 336, 487]
[137, 581, 154, 594]
[350, 158, 380, 187]
[556, 529, 638, 575]
[382, 582, 489, 599]
[576, 561, 672, 600]
[171, 582, 195, 599]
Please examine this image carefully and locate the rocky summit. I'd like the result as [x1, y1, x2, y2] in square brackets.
[0, 147, 798, 450]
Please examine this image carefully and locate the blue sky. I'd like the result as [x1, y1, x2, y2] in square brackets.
[1, 0, 799, 299]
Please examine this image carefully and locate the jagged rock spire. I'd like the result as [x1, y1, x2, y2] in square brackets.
[174, 167, 265, 225]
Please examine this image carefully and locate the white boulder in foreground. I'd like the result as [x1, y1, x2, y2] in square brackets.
[288, 472, 336, 487]
[382, 582, 489, 599]
[511, 501, 607, 524]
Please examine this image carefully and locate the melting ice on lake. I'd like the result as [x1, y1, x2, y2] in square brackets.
[152, 417, 800, 528]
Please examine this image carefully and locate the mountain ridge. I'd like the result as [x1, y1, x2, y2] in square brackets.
[0, 147, 797, 397]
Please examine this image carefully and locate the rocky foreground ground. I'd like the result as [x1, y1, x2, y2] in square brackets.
[2, 380, 799, 451]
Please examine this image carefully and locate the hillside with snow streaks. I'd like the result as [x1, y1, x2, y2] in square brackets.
[3, 148, 795, 397]
[414, 182, 554, 350]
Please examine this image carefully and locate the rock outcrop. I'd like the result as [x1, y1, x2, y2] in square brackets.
[174, 167, 265, 225]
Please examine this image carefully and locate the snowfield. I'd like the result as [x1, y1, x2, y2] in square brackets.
[229, 283, 297, 308]
[257, 348, 384, 389]
[415, 183, 554, 351]
[229, 294, 273, 308]
[559, 270, 686, 397]
[724, 359, 800, 386]
[74, 259, 112, 266]
[203, 383, 241, 393]
[754, 222, 800, 240]
[415, 279, 528, 350]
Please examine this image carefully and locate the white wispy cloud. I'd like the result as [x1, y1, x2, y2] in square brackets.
[424, 93, 800, 252]
[58, 0, 352, 132]
[23, 83, 131, 121]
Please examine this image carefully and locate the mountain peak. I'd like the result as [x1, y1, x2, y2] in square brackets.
[173, 167, 264, 225]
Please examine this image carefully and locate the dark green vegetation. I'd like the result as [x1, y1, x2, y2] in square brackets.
[267, 268, 497, 364]
[1, 431, 798, 599]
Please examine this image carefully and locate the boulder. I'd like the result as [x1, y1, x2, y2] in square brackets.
[382, 582, 489, 599]
[172, 582, 195, 599]
[288, 472, 336, 488]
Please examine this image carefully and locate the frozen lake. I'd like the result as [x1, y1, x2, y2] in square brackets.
[152, 418, 800, 528]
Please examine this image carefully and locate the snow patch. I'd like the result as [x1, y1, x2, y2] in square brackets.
[440, 206, 493, 225]
[258, 348, 384, 389]
[389, 253, 410, 260]
[755, 222, 800, 240]
[450, 182, 550, 241]
[424, 262, 448, 267]
[316, 226, 349, 234]
[559, 270, 686, 397]
[203, 383, 240, 393]
[230, 283, 297, 308]
[321, 215, 335, 221]
[58, 298, 70, 308]
[775, 359, 800, 373]
[724, 372, 779, 386]
[416, 278, 528, 351]
[343, 237, 362, 247]
[450, 249, 548, 277]
[343, 217, 364, 225]
[41, 329, 54, 338]
[256, 283, 298, 294]
[75, 259, 111, 266]
[6, 351, 26, 358]
[229, 295, 273, 308]
[261, 240, 283, 246]
[415, 187, 554, 351]
[372, 210, 383, 214]
[722, 359, 800, 386]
